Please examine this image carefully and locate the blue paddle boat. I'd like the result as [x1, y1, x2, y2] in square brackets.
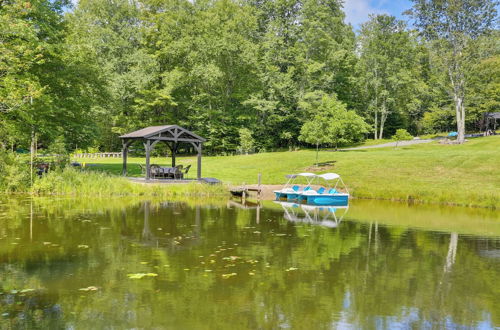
[298, 173, 349, 206]
[275, 173, 349, 206]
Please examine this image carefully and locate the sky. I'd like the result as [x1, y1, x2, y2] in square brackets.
[343, 0, 414, 29]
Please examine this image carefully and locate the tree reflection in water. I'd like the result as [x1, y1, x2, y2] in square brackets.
[0, 197, 498, 329]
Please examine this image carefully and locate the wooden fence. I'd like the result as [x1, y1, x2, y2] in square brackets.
[73, 152, 122, 158]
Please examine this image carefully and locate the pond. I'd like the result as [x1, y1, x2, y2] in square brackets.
[0, 197, 499, 329]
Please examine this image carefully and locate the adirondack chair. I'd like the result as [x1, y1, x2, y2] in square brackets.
[150, 164, 162, 178]
[173, 165, 184, 179]
[182, 165, 192, 179]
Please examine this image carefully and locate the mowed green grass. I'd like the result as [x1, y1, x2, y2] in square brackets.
[76, 136, 500, 208]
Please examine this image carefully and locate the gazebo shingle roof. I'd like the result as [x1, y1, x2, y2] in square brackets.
[120, 125, 175, 138]
[119, 125, 205, 142]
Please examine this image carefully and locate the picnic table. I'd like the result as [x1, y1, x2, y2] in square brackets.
[155, 167, 177, 176]
[146, 164, 190, 179]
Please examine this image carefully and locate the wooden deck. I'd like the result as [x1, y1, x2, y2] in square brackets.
[128, 177, 198, 184]
[229, 186, 262, 199]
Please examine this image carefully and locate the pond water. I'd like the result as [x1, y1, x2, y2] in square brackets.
[0, 198, 499, 329]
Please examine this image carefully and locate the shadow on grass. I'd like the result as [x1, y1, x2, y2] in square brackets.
[316, 160, 337, 166]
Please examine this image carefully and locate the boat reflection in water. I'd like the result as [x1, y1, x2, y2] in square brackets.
[275, 201, 349, 228]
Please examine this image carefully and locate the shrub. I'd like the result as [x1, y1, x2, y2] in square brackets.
[0, 149, 30, 192]
[238, 128, 255, 154]
[392, 129, 413, 148]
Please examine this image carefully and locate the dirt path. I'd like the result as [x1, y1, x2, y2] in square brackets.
[339, 139, 434, 151]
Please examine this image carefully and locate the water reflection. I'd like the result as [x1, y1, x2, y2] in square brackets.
[276, 201, 348, 228]
[0, 198, 498, 329]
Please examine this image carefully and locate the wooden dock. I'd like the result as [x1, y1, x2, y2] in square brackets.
[230, 187, 262, 199]
[229, 174, 262, 200]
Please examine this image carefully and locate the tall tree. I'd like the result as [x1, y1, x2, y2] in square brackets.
[0, 0, 47, 148]
[464, 32, 500, 130]
[245, 0, 357, 149]
[409, 0, 498, 143]
[0, 0, 99, 150]
[67, 0, 155, 150]
[141, 0, 260, 153]
[357, 14, 426, 139]
[243, 0, 303, 149]
[299, 92, 369, 158]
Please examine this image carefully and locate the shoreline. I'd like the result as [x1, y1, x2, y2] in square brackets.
[12, 178, 498, 209]
[230, 184, 498, 209]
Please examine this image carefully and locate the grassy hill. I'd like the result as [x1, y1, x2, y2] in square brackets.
[76, 136, 500, 208]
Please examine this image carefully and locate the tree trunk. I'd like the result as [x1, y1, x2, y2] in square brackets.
[448, 54, 466, 144]
[315, 143, 319, 166]
[30, 128, 34, 187]
[379, 101, 388, 139]
[373, 65, 379, 140]
[455, 94, 465, 143]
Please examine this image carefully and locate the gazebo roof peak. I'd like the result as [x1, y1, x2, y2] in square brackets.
[120, 125, 205, 142]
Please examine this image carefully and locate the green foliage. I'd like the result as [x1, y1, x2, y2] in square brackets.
[392, 129, 413, 148]
[0, 0, 105, 151]
[357, 14, 429, 139]
[421, 106, 455, 134]
[0, 0, 44, 114]
[409, 0, 498, 143]
[0, 0, 498, 160]
[238, 128, 255, 154]
[299, 93, 369, 150]
[466, 50, 500, 128]
[0, 150, 30, 192]
[46, 136, 69, 169]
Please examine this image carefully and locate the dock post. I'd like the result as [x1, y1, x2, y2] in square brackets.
[257, 173, 262, 200]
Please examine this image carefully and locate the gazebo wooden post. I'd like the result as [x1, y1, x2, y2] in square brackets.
[171, 142, 177, 167]
[122, 139, 129, 176]
[144, 140, 151, 180]
[197, 142, 202, 180]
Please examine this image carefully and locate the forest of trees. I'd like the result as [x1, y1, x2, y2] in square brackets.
[1, 0, 498, 154]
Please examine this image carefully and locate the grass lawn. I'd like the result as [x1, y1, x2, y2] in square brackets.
[75, 136, 500, 208]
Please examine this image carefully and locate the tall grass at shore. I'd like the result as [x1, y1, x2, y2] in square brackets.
[32, 167, 226, 197]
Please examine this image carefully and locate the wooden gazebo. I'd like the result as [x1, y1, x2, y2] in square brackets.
[120, 125, 206, 180]
[484, 112, 500, 132]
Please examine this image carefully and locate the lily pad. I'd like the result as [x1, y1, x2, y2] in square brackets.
[127, 273, 158, 279]
[79, 286, 98, 291]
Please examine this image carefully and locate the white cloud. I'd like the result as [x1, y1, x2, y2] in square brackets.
[343, 0, 387, 27]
